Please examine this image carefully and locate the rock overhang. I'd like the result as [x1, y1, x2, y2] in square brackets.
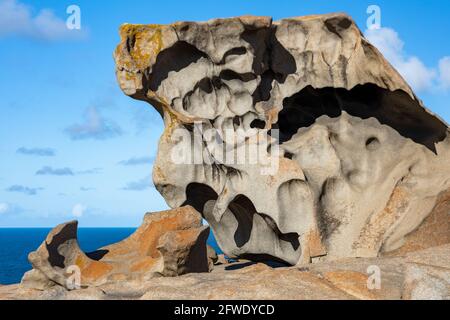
[114, 13, 448, 148]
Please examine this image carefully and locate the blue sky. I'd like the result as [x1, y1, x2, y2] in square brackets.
[0, 0, 449, 227]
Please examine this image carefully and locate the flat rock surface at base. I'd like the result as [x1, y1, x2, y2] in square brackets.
[1, 244, 449, 300]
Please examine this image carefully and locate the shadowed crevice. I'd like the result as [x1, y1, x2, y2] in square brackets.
[182, 184, 300, 254]
[228, 195, 300, 251]
[274, 84, 447, 152]
[241, 25, 297, 104]
[45, 222, 78, 268]
[259, 213, 300, 251]
[228, 195, 255, 248]
[182, 183, 218, 215]
[224, 259, 289, 271]
[86, 249, 109, 261]
[149, 41, 209, 91]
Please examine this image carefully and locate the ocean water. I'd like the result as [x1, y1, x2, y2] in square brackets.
[0, 228, 221, 285]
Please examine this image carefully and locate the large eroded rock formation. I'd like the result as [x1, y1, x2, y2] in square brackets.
[114, 13, 450, 265]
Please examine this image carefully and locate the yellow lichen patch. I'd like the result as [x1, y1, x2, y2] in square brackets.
[119, 24, 164, 40]
[153, 165, 166, 181]
[117, 24, 164, 71]
[132, 29, 162, 70]
[146, 90, 168, 109]
[144, 91, 180, 140]
[163, 108, 183, 141]
[123, 70, 137, 81]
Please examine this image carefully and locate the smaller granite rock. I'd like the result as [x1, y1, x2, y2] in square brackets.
[22, 206, 210, 290]
[157, 226, 210, 276]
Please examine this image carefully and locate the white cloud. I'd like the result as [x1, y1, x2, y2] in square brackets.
[0, 203, 9, 214]
[0, 202, 23, 215]
[72, 203, 86, 218]
[365, 27, 450, 94]
[364, 27, 437, 92]
[0, 0, 85, 41]
[364, 27, 403, 64]
[122, 175, 153, 191]
[396, 57, 437, 93]
[438, 56, 450, 89]
[65, 107, 123, 140]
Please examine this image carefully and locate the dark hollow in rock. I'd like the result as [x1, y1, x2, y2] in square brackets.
[276, 84, 447, 152]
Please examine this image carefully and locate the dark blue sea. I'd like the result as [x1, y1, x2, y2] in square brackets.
[0, 228, 221, 285]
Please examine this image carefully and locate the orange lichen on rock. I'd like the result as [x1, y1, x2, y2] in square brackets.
[322, 271, 379, 300]
[81, 261, 113, 283]
[23, 206, 210, 290]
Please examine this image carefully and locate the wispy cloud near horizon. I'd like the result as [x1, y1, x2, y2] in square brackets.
[65, 106, 123, 140]
[77, 168, 102, 175]
[122, 175, 153, 191]
[16, 147, 55, 157]
[118, 156, 154, 166]
[35, 166, 102, 176]
[36, 166, 74, 176]
[6, 185, 43, 195]
[80, 187, 95, 191]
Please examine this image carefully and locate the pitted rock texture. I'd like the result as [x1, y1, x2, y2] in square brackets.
[114, 13, 450, 265]
[22, 206, 210, 289]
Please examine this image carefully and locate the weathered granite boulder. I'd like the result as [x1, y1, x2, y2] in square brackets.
[114, 13, 450, 265]
[22, 206, 210, 290]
